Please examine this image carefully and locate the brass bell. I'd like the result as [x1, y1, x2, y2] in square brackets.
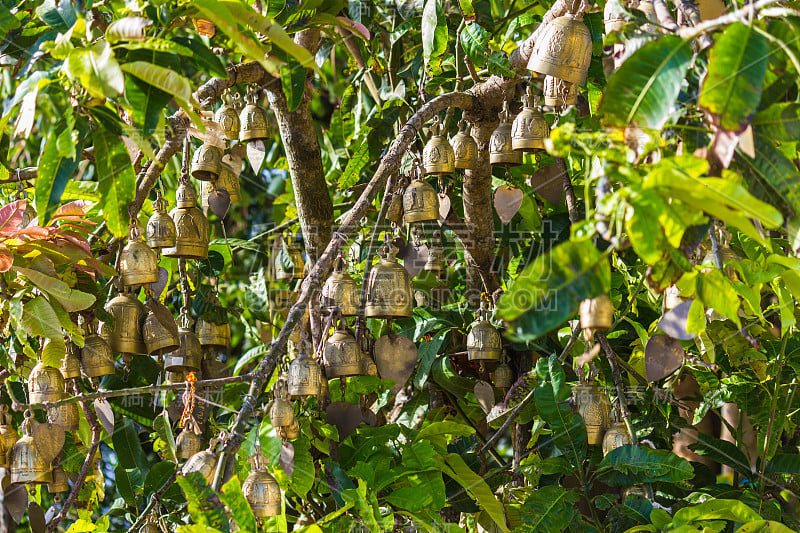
[579, 294, 614, 332]
[215, 98, 241, 141]
[275, 236, 305, 281]
[142, 307, 180, 356]
[164, 311, 203, 373]
[403, 167, 440, 224]
[573, 382, 612, 445]
[321, 256, 359, 316]
[104, 292, 147, 355]
[269, 379, 295, 427]
[176, 421, 206, 460]
[146, 192, 177, 250]
[422, 116, 455, 175]
[386, 187, 404, 226]
[29, 360, 65, 404]
[140, 523, 160, 533]
[201, 162, 242, 206]
[10, 413, 52, 484]
[543, 75, 578, 107]
[512, 89, 549, 152]
[165, 370, 185, 384]
[239, 90, 271, 142]
[243, 450, 282, 517]
[278, 418, 300, 440]
[0, 406, 18, 466]
[181, 448, 218, 485]
[492, 351, 514, 389]
[80, 330, 116, 380]
[60, 345, 82, 381]
[467, 299, 502, 361]
[364, 245, 412, 319]
[119, 223, 160, 288]
[191, 142, 223, 182]
[602, 420, 632, 456]
[323, 321, 363, 379]
[288, 346, 324, 397]
[48, 465, 69, 494]
[527, 11, 592, 86]
[451, 119, 478, 171]
[49, 403, 79, 432]
[490, 103, 522, 167]
[163, 182, 210, 260]
[424, 231, 446, 273]
[196, 318, 231, 350]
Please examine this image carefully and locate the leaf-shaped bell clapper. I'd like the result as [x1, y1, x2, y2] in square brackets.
[119, 223, 160, 288]
[0, 406, 19, 467]
[191, 142, 223, 182]
[146, 192, 176, 250]
[490, 103, 523, 167]
[422, 116, 455, 175]
[492, 351, 514, 389]
[10, 412, 52, 484]
[164, 311, 203, 373]
[239, 90, 271, 142]
[163, 182, 210, 260]
[364, 245, 413, 319]
[602, 420, 632, 456]
[451, 119, 478, 171]
[215, 97, 241, 141]
[48, 465, 70, 494]
[49, 402, 79, 432]
[403, 168, 440, 224]
[512, 89, 549, 153]
[321, 256, 359, 316]
[176, 419, 206, 460]
[323, 319, 364, 379]
[573, 382, 611, 445]
[59, 344, 82, 381]
[424, 231, 446, 273]
[543, 75, 578, 107]
[29, 359, 66, 404]
[579, 293, 614, 332]
[527, 10, 592, 86]
[196, 318, 231, 350]
[287, 345, 324, 397]
[269, 379, 295, 427]
[80, 327, 116, 381]
[467, 299, 502, 361]
[243, 450, 282, 518]
[142, 305, 180, 357]
[104, 292, 147, 355]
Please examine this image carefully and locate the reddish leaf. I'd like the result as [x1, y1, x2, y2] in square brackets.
[0, 249, 12, 272]
[0, 200, 26, 236]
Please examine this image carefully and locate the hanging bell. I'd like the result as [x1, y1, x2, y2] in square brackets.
[321, 256, 359, 316]
[602, 420, 632, 456]
[275, 236, 306, 281]
[140, 523, 160, 533]
[48, 465, 69, 494]
[287, 347, 324, 397]
[164, 311, 203, 373]
[451, 119, 478, 171]
[176, 423, 206, 460]
[163, 182, 210, 260]
[142, 307, 180, 356]
[278, 418, 300, 440]
[467, 299, 503, 361]
[364, 245, 413, 319]
[239, 90, 271, 142]
[104, 292, 147, 355]
[527, 10, 592, 86]
[146, 192, 177, 250]
[490, 102, 523, 167]
[543, 75, 579, 107]
[10, 413, 52, 484]
[243, 451, 282, 518]
[59, 344, 82, 381]
[191, 142, 223, 182]
[49, 403, 79, 432]
[119, 223, 160, 288]
[215, 161, 242, 203]
[422, 116, 455, 175]
[579, 293, 614, 331]
[196, 318, 231, 351]
[181, 448, 218, 485]
[215, 98, 241, 141]
[80, 330, 116, 380]
[492, 351, 514, 389]
[512, 89, 550, 152]
[323, 320, 364, 379]
[0, 406, 18, 467]
[269, 379, 295, 427]
[403, 165, 440, 224]
[424, 231, 446, 273]
[386, 186, 405, 226]
[29, 360, 65, 404]
[573, 382, 612, 445]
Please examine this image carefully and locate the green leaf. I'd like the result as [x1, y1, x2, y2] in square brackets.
[596, 445, 694, 486]
[520, 486, 579, 533]
[92, 128, 137, 237]
[265, 24, 321, 75]
[736, 521, 796, 532]
[124, 74, 171, 138]
[422, 0, 448, 67]
[176, 472, 230, 532]
[533, 356, 586, 467]
[280, 58, 306, 112]
[497, 240, 610, 340]
[672, 499, 761, 527]
[15, 267, 95, 312]
[444, 453, 509, 533]
[112, 418, 149, 476]
[764, 453, 800, 474]
[219, 476, 256, 531]
[121, 61, 194, 110]
[339, 140, 369, 190]
[36, 0, 77, 32]
[460, 23, 489, 68]
[115, 466, 142, 506]
[22, 297, 66, 366]
[626, 190, 705, 264]
[65, 41, 125, 99]
[689, 432, 752, 478]
[172, 37, 229, 78]
[0, 3, 20, 34]
[736, 133, 800, 217]
[105, 16, 153, 43]
[699, 23, 769, 132]
[752, 103, 800, 142]
[696, 268, 741, 327]
[153, 412, 177, 463]
[143, 461, 176, 498]
[599, 35, 692, 129]
[36, 129, 81, 226]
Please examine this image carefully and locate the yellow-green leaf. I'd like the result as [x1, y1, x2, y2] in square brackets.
[16, 267, 95, 312]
